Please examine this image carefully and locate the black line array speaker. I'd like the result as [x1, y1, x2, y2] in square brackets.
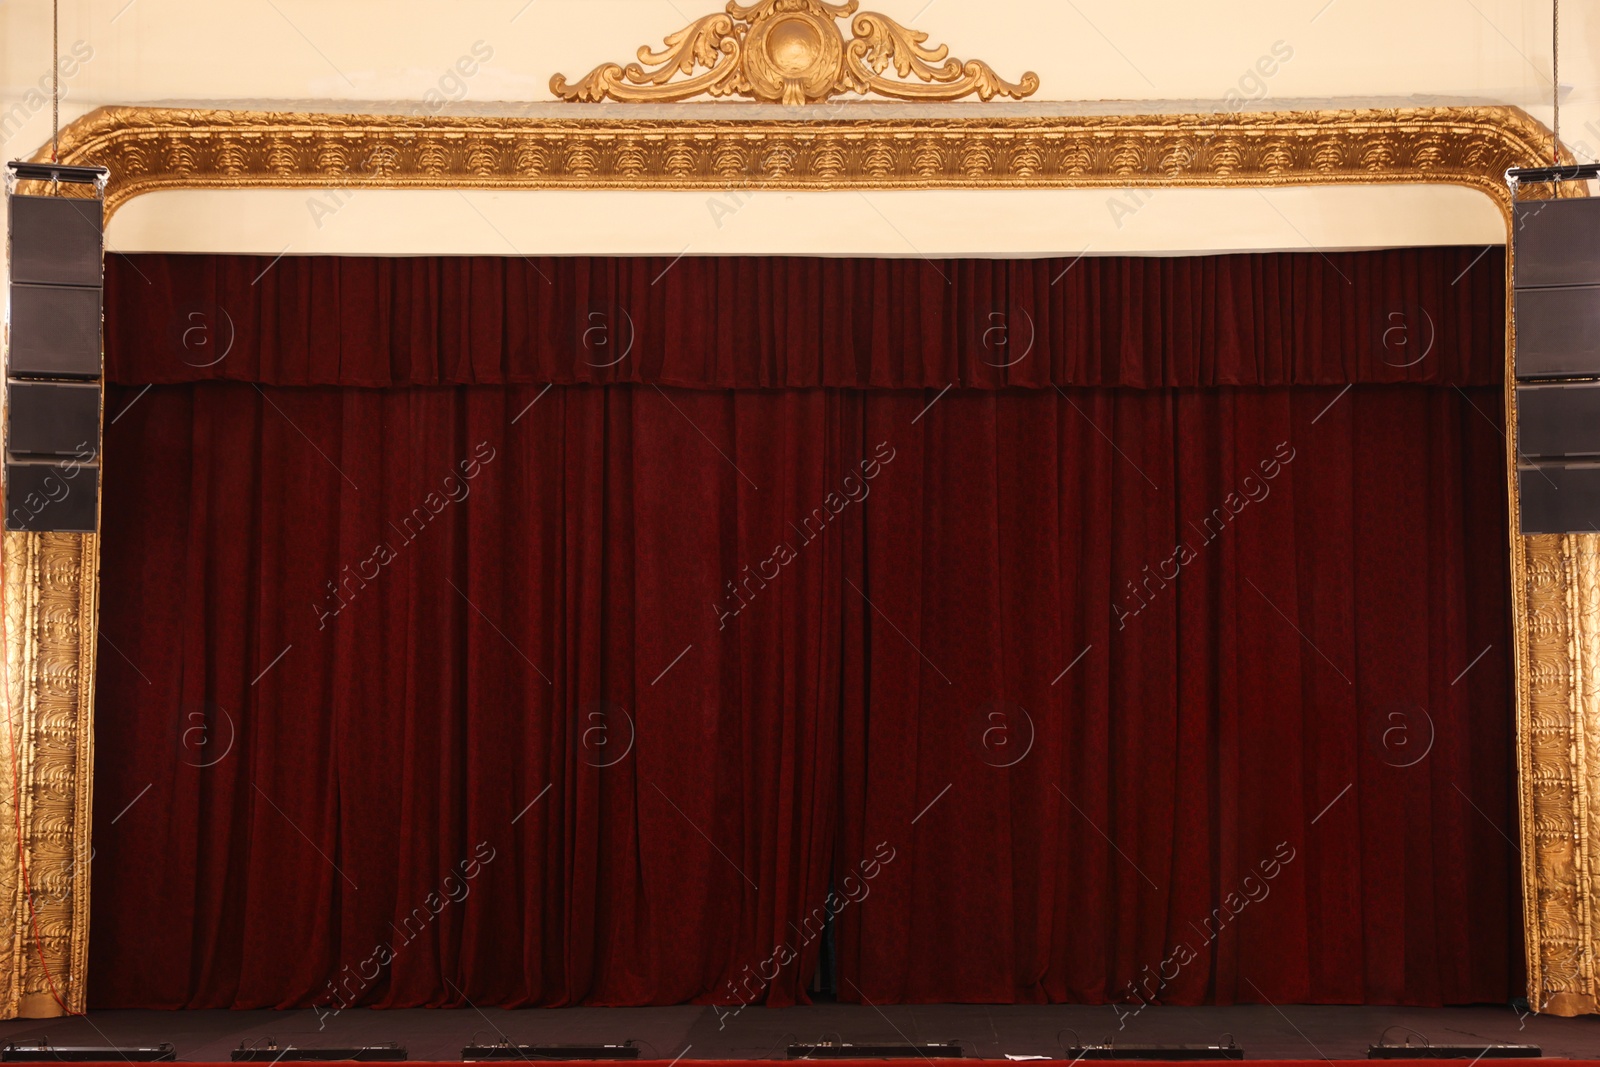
[1520, 464, 1600, 536]
[10, 284, 103, 378]
[1517, 381, 1600, 460]
[1509, 166, 1600, 534]
[5, 162, 109, 533]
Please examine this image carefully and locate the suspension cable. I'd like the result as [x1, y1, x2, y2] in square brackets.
[51, 0, 60, 162]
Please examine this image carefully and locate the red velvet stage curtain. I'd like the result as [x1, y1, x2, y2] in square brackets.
[836, 386, 1516, 1006]
[91, 382, 862, 1009]
[103, 251, 1504, 389]
[90, 248, 1517, 1010]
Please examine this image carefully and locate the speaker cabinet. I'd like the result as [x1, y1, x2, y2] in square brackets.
[7, 195, 103, 287]
[1518, 381, 1600, 460]
[1506, 171, 1600, 533]
[8, 283, 103, 379]
[1512, 193, 1600, 379]
[1514, 286, 1600, 379]
[1521, 463, 1600, 535]
[2, 462, 98, 533]
[7, 382, 101, 459]
[1513, 197, 1600, 288]
[6, 169, 107, 533]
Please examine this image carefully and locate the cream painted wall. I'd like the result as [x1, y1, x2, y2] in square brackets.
[105, 185, 1507, 260]
[0, 0, 1596, 258]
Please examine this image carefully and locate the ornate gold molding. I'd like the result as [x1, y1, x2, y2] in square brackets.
[550, 0, 1038, 106]
[0, 532, 96, 1018]
[35, 104, 1558, 215]
[1519, 534, 1600, 1016]
[10, 100, 1582, 1017]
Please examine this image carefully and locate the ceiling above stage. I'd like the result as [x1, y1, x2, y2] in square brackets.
[1, 0, 1595, 257]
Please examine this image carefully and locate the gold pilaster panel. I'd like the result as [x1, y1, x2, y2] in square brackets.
[0, 532, 97, 1018]
[1520, 533, 1600, 1016]
[2, 100, 1584, 1016]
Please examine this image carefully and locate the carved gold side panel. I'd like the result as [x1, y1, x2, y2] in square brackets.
[1521, 535, 1579, 1011]
[4, 101, 1584, 1016]
[1519, 533, 1600, 1016]
[0, 532, 96, 1018]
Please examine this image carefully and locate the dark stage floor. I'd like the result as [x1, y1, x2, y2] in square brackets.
[1, 1004, 1598, 1062]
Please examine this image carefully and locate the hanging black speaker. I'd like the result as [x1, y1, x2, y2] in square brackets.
[2, 461, 99, 534]
[9, 283, 102, 379]
[7, 382, 101, 459]
[4, 161, 108, 533]
[1507, 164, 1600, 533]
[7, 193, 102, 286]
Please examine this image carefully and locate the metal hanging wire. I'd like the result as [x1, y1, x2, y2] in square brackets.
[1553, 0, 1561, 168]
[51, 0, 60, 162]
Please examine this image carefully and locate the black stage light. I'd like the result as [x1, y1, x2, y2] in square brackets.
[1, 1043, 175, 1062]
[230, 1043, 406, 1062]
[462, 1044, 640, 1061]
[1368, 1046, 1541, 1059]
[787, 1044, 963, 1059]
[1060, 1046, 1244, 1061]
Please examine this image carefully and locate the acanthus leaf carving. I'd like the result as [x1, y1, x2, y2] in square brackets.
[550, 0, 1037, 106]
[840, 12, 1038, 102]
[551, 13, 749, 104]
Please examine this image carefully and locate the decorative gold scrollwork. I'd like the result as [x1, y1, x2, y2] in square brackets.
[550, 0, 1038, 106]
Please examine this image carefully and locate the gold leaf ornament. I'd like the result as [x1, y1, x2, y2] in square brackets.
[551, 0, 1038, 105]
[550, 13, 748, 102]
[842, 13, 1038, 101]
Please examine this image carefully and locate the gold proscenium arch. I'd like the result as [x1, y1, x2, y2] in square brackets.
[4, 103, 1595, 1017]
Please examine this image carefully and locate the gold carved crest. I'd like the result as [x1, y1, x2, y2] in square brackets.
[550, 0, 1039, 106]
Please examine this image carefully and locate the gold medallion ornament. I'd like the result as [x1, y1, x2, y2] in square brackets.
[550, 0, 1040, 106]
